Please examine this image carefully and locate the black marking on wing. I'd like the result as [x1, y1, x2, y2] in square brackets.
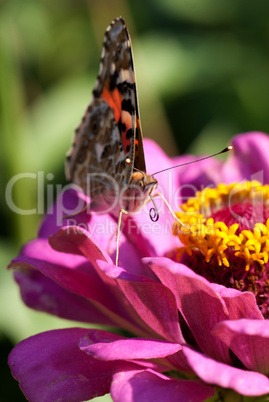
[126, 129, 133, 140]
[122, 98, 134, 114]
[118, 119, 126, 133]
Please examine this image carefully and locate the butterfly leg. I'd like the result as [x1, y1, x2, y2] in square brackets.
[152, 192, 189, 229]
[116, 208, 128, 266]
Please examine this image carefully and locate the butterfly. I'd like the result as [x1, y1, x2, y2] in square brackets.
[65, 17, 162, 265]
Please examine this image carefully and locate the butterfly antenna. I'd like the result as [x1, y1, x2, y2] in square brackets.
[153, 146, 233, 176]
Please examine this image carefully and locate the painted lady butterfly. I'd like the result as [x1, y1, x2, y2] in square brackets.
[65, 17, 159, 264]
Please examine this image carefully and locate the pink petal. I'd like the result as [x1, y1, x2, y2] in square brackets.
[79, 329, 181, 360]
[182, 346, 269, 396]
[111, 368, 214, 402]
[21, 237, 89, 267]
[10, 256, 112, 310]
[38, 187, 92, 238]
[222, 132, 269, 184]
[211, 284, 264, 320]
[49, 227, 122, 302]
[10, 238, 116, 324]
[9, 328, 113, 401]
[212, 319, 269, 374]
[9, 255, 146, 335]
[97, 260, 185, 343]
[50, 228, 160, 336]
[49, 225, 112, 263]
[13, 268, 115, 326]
[178, 155, 224, 198]
[146, 257, 231, 363]
[50, 225, 153, 279]
[120, 214, 158, 257]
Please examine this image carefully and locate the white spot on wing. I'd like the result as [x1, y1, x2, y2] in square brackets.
[119, 68, 132, 83]
[110, 62, 116, 75]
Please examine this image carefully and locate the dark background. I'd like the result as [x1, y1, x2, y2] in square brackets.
[1, 0, 269, 400]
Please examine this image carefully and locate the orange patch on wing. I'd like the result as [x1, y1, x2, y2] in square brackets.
[100, 86, 122, 123]
[100, 84, 135, 155]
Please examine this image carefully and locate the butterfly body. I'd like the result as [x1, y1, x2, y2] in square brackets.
[66, 17, 157, 218]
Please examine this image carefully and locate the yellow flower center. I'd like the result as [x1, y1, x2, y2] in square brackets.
[173, 181, 269, 318]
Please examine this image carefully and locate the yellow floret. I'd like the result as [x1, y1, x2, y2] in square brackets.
[173, 182, 269, 270]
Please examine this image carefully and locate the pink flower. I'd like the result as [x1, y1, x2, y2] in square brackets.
[8, 133, 269, 401]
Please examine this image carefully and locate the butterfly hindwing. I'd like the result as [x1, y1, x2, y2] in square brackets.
[66, 99, 127, 198]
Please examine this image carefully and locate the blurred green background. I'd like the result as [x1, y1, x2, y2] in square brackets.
[1, 0, 269, 400]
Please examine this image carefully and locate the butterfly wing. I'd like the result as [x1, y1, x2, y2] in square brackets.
[92, 17, 146, 177]
[66, 17, 147, 210]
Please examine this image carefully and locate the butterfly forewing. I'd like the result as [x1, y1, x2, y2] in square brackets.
[92, 17, 146, 174]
